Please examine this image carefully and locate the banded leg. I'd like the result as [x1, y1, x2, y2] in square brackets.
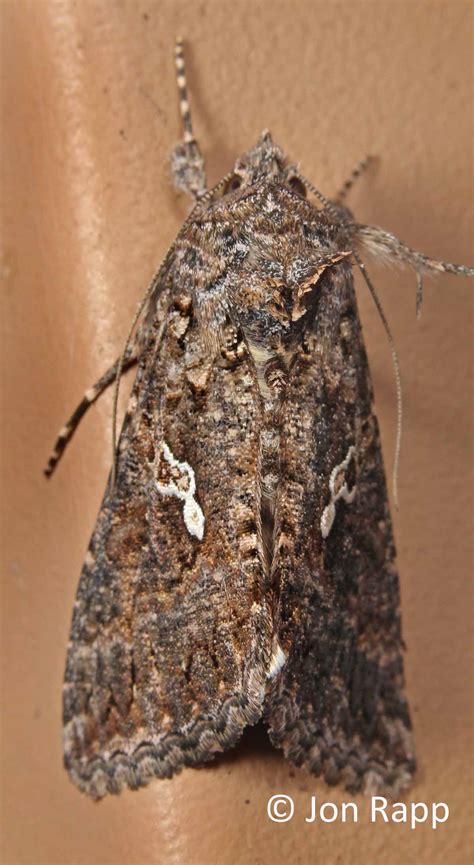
[170, 37, 207, 199]
[44, 347, 138, 477]
[335, 155, 374, 202]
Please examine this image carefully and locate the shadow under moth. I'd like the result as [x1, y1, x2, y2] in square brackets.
[45, 39, 474, 800]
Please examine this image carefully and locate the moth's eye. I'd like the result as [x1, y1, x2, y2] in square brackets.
[288, 176, 307, 198]
[224, 175, 242, 194]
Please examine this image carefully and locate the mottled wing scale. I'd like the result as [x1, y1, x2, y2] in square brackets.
[63, 286, 272, 798]
[266, 261, 415, 793]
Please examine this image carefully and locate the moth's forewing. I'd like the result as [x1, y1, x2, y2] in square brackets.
[265, 261, 415, 794]
[63, 289, 272, 799]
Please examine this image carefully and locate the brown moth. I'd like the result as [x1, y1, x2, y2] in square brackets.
[45, 39, 474, 799]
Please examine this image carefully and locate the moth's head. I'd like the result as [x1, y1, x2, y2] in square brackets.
[224, 131, 303, 194]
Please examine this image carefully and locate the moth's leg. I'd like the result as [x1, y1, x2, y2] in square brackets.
[355, 223, 474, 276]
[335, 155, 373, 202]
[354, 223, 474, 318]
[170, 37, 207, 199]
[44, 347, 138, 477]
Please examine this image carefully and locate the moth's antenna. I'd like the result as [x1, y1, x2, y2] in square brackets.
[171, 38, 207, 198]
[416, 272, 423, 319]
[44, 347, 137, 478]
[353, 251, 402, 508]
[335, 155, 374, 203]
[174, 37, 196, 146]
[296, 172, 357, 228]
[111, 277, 157, 487]
[295, 172, 338, 214]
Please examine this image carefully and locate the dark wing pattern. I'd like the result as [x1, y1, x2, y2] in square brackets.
[63, 289, 272, 798]
[266, 262, 416, 794]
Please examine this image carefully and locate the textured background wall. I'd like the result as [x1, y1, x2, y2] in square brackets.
[1, 1, 472, 863]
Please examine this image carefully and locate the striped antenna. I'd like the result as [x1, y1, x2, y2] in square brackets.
[175, 37, 195, 145]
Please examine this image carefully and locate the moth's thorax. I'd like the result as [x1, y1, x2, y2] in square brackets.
[182, 179, 353, 343]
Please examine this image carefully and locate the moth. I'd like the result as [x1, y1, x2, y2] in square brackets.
[46, 39, 474, 799]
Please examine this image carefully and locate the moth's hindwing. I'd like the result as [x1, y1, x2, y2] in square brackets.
[265, 262, 415, 794]
[63, 292, 272, 799]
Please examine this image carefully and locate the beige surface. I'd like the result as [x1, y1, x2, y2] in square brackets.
[1, 1, 473, 864]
